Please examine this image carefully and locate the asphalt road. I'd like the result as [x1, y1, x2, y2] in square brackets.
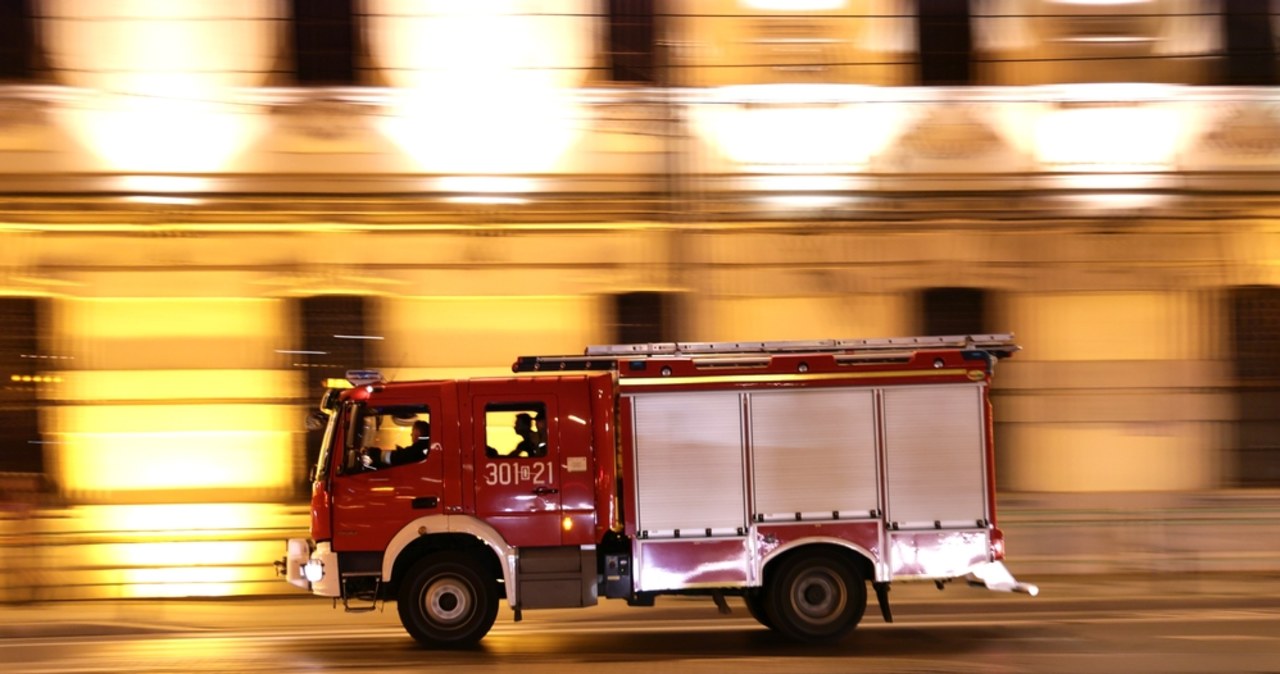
[2, 576, 1279, 673]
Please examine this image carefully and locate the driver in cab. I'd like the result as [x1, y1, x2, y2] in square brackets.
[360, 419, 431, 470]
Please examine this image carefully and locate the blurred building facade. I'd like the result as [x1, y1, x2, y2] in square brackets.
[2, 1, 1280, 596]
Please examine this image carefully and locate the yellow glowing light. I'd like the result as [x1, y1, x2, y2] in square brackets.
[435, 176, 535, 194]
[747, 175, 857, 192]
[122, 582, 242, 599]
[761, 195, 850, 209]
[46, 299, 297, 494]
[436, 176, 536, 204]
[122, 567, 246, 593]
[371, 1, 587, 172]
[52, 404, 294, 493]
[90, 527, 278, 596]
[383, 90, 581, 174]
[693, 86, 908, 170]
[61, 297, 284, 341]
[55, 370, 300, 403]
[54, 505, 305, 599]
[1033, 86, 1187, 172]
[114, 175, 211, 194]
[111, 541, 264, 568]
[1057, 193, 1173, 209]
[45, 1, 276, 172]
[562, 516, 573, 532]
[369, 0, 591, 91]
[1036, 106, 1179, 170]
[743, 0, 845, 8]
[74, 503, 297, 533]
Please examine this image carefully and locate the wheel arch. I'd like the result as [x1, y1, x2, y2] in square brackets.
[759, 537, 875, 587]
[382, 515, 516, 605]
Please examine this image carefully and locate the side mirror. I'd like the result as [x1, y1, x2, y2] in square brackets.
[319, 388, 342, 413]
[305, 411, 327, 431]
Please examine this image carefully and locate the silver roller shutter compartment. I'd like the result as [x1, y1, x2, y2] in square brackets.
[631, 392, 746, 537]
[750, 389, 878, 520]
[883, 384, 987, 528]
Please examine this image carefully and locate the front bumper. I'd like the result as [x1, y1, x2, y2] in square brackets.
[276, 538, 340, 597]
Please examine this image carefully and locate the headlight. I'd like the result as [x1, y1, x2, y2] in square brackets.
[303, 560, 325, 583]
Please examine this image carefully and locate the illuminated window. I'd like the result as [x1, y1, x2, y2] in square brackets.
[0, 297, 43, 474]
[484, 402, 548, 459]
[291, 0, 361, 84]
[921, 287, 988, 337]
[916, 0, 973, 85]
[0, 0, 40, 80]
[613, 292, 674, 344]
[607, 0, 657, 83]
[1229, 285, 1280, 487]
[1222, 0, 1278, 85]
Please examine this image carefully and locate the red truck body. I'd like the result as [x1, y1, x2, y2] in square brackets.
[280, 335, 1036, 646]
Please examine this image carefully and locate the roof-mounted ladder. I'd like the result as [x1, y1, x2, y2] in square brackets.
[512, 334, 1019, 372]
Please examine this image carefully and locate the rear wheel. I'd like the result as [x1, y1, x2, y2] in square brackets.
[397, 552, 499, 648]
[764, 551, 866, 643]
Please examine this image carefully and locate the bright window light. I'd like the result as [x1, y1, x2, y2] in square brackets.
[1035, 105, 1180, 171]
[371, 1, 587, 172]
[46, 1, 277, 171]
[741, 0, 846, 9]
[435, 176, 535, 194]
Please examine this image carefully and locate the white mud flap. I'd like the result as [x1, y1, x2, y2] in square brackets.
[965, 561, 1039, 596]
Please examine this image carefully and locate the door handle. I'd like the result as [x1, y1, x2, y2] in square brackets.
[412, 496, 438, 509]
[532, 486, 559, 495]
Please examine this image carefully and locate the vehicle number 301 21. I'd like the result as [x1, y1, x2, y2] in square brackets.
[483, 460, 553, 487]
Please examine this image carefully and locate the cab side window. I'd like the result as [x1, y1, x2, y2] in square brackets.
[341, 404, 431, 473]
[484, 402, 547, 459]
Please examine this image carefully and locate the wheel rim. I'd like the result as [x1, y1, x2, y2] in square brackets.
[790, 567, 846, 626]
[423, 575, 473, 626]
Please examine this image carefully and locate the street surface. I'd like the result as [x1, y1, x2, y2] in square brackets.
[2, 575, 1278, 673]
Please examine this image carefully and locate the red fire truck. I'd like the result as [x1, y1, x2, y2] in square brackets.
[278, 334, 1036, 646]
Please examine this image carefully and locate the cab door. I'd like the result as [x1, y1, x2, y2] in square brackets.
[330, 384, 453, 553]
[471, 390, 562, 547]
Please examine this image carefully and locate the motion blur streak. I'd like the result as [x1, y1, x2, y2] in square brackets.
[0, 0, 1276, 606]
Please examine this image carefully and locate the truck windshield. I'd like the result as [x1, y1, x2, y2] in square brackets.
[313, 410, 338, 482]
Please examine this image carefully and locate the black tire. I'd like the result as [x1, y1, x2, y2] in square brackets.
[397, 552, 500, 648]
[743, 589, 775, 629]
[764, 551, 866, 643]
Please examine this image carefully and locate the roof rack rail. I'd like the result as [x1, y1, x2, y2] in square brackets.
[584, 334, 1017, 357]
[513, 334, 1018, 372]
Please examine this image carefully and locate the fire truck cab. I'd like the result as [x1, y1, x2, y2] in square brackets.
[280, 334, 1036, 647]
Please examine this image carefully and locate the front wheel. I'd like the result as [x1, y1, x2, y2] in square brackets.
[397, 552, 499, 648]
[764, 551, 866, 643]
